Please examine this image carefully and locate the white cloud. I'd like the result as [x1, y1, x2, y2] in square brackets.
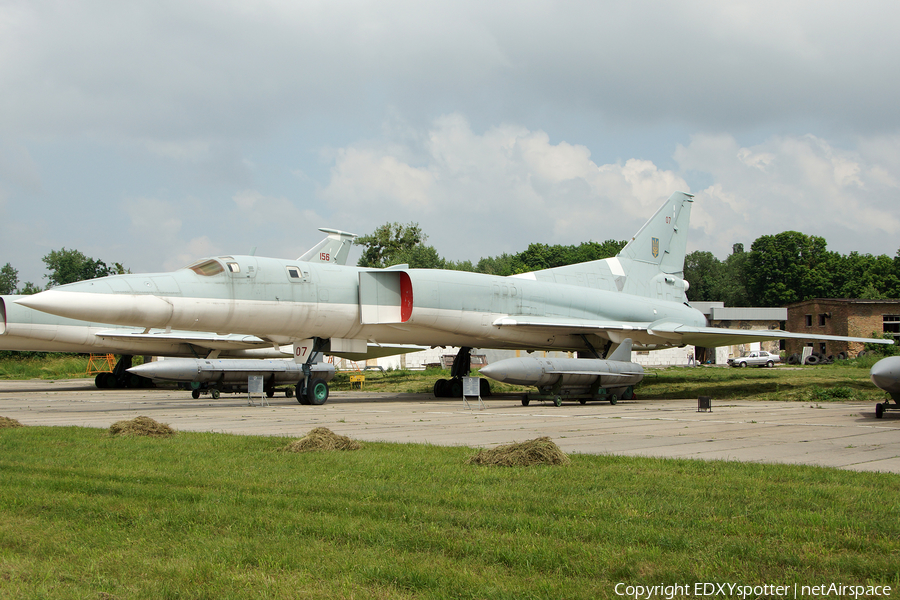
[319, 114, 689, 260]
[676, 133, 900, 258]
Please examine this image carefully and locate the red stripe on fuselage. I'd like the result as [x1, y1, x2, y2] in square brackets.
[400, 272, 412, 322]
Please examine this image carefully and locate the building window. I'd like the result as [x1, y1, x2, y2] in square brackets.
[819, 343, 827, 354]
[805, 314, 812, 327]
[885, 315, 900, 341]
[818, 314, 827, 326]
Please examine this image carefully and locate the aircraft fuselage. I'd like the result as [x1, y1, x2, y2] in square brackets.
[20, 255, 707, 353]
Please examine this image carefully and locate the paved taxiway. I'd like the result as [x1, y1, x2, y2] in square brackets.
[2, 379, 898, 473]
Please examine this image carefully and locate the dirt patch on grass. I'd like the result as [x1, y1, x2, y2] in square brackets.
[283, 427, 362, 452]
[467, 436, 570, 467]
[108, 416, 176, 437]
[0, 416, 23, 429]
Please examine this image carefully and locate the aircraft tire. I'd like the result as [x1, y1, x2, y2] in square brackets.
[876, 403, 885, 419]
[433, 379, 448, 397]
[307, 378, 329, 405]
[191, 389, 200, 399]
[579, 398, 587, 405]
[609, 394, 618, 406]
[211, 389, 220, 399]
[553, 396, 562, 407]
[521, 395, 530, 407]
[479, 378, 492, 397]
[449, 378, 463, 398]
[285, 388, 294, 398]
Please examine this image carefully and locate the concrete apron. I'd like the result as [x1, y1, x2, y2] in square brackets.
[1, 379, 899, 473]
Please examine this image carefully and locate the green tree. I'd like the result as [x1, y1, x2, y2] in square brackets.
[745, 232, 831, 306]
[476, 253, 519, 276]
[719, 244, 750, 306]
[828, 251, 899, 299]
[42, 248, 113, 287]
[0, 263, 19, 294]
[356, 223, 430, 268]
[683, 251, 721, 302]
[17, 282, 42, 295]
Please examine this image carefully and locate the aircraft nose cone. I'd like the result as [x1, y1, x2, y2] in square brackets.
[128, 360, 198, 381]
[479, 363, 508, 383]
[870, 357, 900, 393]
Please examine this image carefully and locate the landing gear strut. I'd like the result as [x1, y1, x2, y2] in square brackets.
[94, 355, 154, 389]
[296, 338, 330, 405]
[432, 347, 491, 398]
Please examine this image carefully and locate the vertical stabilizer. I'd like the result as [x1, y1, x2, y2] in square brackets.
[298, 228, 358, 265]
[607, 338, 633, 362]
[507, 192, 694, 302]
[617, 192, 693, 274]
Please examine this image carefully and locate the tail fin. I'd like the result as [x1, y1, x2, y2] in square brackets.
[617, 191, 693, 274]
[298, 228, 358, 265]
[607, 338, 633, 362]
[611, 191, 693, 300]
[509, 192, 694, 302]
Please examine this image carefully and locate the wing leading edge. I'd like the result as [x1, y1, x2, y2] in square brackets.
[493, 315, 894, 348]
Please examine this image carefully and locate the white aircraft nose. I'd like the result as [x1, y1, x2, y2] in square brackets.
[17, 289, 175, 328]
[870, 356, 900, 394]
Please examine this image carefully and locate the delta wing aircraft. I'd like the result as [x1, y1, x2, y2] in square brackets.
[1, 229, 360, 389]
[19, 192, 892, 404]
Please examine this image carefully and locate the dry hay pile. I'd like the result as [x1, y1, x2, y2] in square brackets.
[108, 416, 176, 437]
[283, 427, 362, 453]
[467, 436, 570, 467]
[0, 416, 23, 429]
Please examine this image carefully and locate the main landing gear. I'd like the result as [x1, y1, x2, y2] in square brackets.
[296, 338, 330, 405]
[432, 347, 492, 398]
[875, 400, 899, 419]
[93, 355, 154, 389]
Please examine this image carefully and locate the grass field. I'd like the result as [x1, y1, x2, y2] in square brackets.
[1, 355, 899, 597]
[1, 425, 898, 599]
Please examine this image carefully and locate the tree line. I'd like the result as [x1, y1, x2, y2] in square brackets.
[684, 231, 900, 307]
[355, 222, 627, 276]
[0, 249, 128, 295]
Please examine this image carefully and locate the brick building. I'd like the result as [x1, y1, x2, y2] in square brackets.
[785, 299, 900, 357]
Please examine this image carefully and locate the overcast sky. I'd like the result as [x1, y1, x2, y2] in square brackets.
[2, 0, 899, 286]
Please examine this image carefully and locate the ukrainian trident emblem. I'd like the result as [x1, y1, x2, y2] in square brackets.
[651, 237, 659, 258]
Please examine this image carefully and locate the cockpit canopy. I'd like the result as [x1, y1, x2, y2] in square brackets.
[186, 259, 225, 276]
[185, 257, 245, 277]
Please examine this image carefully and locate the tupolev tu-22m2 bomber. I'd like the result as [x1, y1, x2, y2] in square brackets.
[18, 192, 893, 405]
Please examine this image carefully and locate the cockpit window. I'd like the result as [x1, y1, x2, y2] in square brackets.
[227, 262, 240, 273]
[287, 266, 301, 279]
[187, 259, 225, 276]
